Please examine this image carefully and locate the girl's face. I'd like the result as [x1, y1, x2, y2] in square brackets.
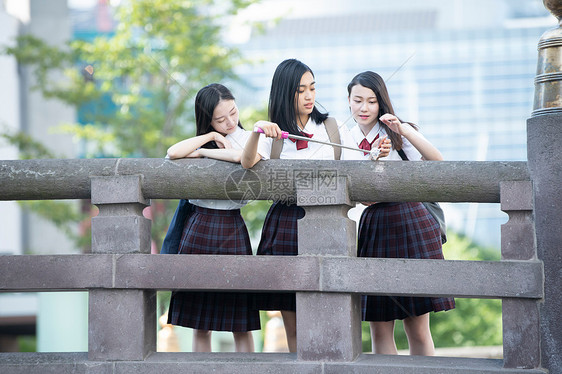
[210, 99, 239, 135]
[294, 71, 316, 121]
[349, 84, 380, 128]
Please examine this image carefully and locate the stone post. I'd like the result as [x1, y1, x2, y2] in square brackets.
[527, 2, 562, 371]
[295, 173, 362, 361]
[89, 175, 156, 361]
[500, 181, 540, 369]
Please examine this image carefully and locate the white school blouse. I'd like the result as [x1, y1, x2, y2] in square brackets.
[257, 118, 364, 160]
[349, 123, 423, 161]
[187, 127, 251, 210]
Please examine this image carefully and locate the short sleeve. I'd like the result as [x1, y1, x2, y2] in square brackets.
[256, 135, 273, 160]
[401, 134, 423, 161]
[339, 122, 364, 160]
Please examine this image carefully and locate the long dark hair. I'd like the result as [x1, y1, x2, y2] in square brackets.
[195, 83, 243, 149]
[347, 71, 417, 150]
[269, 59, 328, 135]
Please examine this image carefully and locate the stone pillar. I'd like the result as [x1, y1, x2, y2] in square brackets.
[527, 113, 562, 373]
[500, 181, 540, 369]
[89, 175, 156, 361]
[296, 174, 361, 361]
[527, 2, 562, 371]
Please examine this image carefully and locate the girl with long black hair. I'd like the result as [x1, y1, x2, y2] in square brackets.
[241, 59, 390, 352]
[166, 83, 260, 352]
[347, 71, 455, 356]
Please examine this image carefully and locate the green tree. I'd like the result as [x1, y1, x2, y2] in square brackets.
[361, 232, 502, 351]
[2, 0, 264, 251]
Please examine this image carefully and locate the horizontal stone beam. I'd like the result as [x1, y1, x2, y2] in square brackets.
[0, 352, 547, 374]
[0, 158, 529, 202]
[322, 257, 543, 299]
[0, 255, 543, 299]
[0, 254, 113, 290]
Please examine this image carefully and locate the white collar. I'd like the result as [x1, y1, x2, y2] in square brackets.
[351, 122, 382, 144]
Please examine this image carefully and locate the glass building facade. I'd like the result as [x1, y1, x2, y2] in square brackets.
[231, 0, 556, 248]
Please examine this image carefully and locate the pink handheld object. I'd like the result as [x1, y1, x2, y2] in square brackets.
[254, 127, 289, 139]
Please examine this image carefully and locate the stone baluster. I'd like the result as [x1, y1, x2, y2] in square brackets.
[295, 172, 362, 361]
[500, 181, 540, 369]
[88, 175, 156, 360]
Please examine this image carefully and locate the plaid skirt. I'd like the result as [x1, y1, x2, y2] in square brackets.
[253, 202, 305, 312]
[358, 202, 455, 322]
[167, 206, 261, 332]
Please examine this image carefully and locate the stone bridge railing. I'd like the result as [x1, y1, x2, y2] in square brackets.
[0, 156, 556, 374]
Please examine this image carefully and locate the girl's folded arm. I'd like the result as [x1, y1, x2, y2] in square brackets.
[167, 132, 232, 159]
[198, 148, 243, 163]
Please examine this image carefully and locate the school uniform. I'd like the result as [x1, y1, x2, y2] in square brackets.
[167, 127, 261, 332]
[351, 123, 455, 321]
[254, 118, 361, 311]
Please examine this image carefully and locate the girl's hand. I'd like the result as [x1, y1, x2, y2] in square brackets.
[254, 121, 283, 140]
[379, 113, 406, 135]
[371, 136, 391, 160]
[211, 132, 232, 149]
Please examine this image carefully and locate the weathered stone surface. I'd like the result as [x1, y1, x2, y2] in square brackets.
[527, 113, 562, 372]
[114, 254, 320, 292]
[503, 298, 541, 369]
[89, 290, 156, 361]
[91, 215, 151, 254]
[321, 257, 543, 299]
[116, 353, 322, 374]
[0, 353, 112, 374]
[501, 223, 536, 260]
[0, 352, 548, 373]
[296, 176, 351, 206]
[324, 354, 546, 373]
[298, 205, 356, 256]
[296, 292, 361, 362]
[0, 159, 530, 202]
[91, 175, 151, 254]
[500, 181, 536, 261]
[0, 255, 544, 299]
[0, 255, 113, 291]
[500, 181, 533, 211]
[91, 175, 148, 205]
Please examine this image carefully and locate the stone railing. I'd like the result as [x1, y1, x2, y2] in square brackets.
[0, 157, 553, 373]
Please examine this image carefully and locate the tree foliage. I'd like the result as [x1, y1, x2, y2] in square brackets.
[5, 0, 257, 158]
[2, 0, 263, 251]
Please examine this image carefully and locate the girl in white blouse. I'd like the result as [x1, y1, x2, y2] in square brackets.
[166, 83, 260, 353]
[241, 59, 390, 352]
[347, 71, 455, 356]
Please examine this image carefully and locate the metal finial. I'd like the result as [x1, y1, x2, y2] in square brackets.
[532, 1, 562, 116]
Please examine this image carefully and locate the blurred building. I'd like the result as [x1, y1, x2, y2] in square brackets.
[65, 0, 554, 248]
[0, 0, 89, 353]
[230, 0, 556, 249]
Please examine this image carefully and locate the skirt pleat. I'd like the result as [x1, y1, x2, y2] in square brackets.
[167, 206, 261, 332]
[358, 202, 455, 321]
[253, 202, 305, 312]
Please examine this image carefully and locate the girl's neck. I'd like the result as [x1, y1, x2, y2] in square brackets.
[297, 114, 310, 131]
[359, 121, 377, 137]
